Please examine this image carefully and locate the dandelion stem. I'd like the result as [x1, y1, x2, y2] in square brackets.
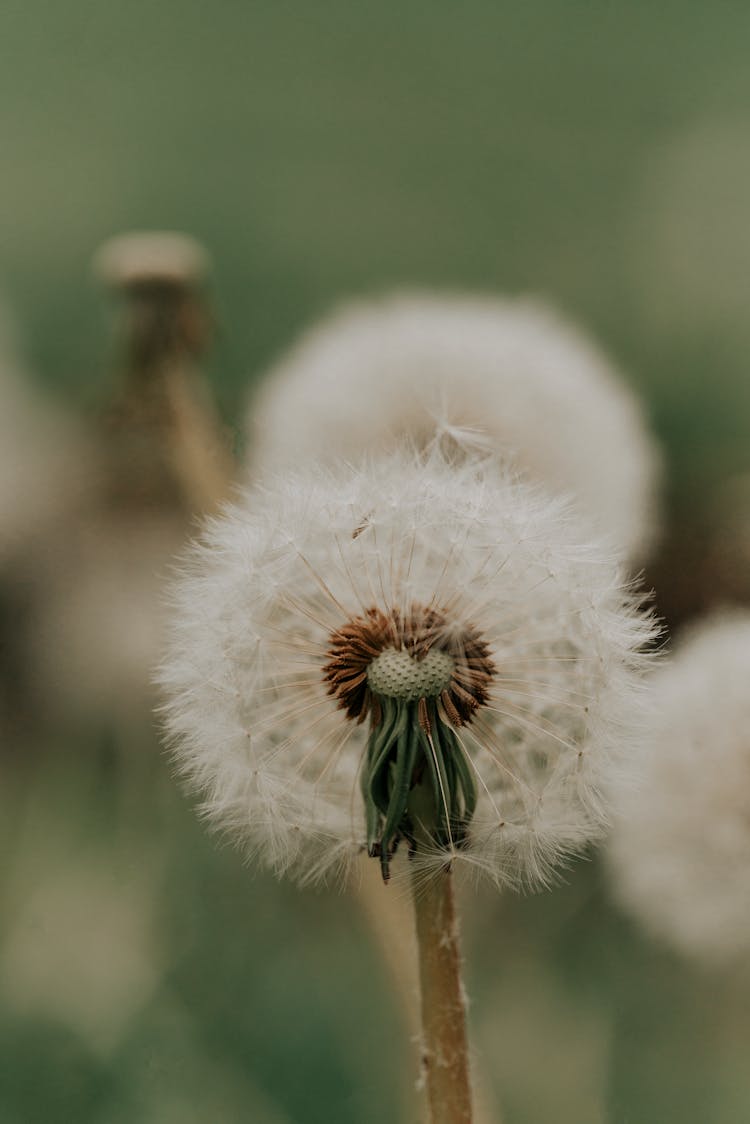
[412, 858, 473, 1124]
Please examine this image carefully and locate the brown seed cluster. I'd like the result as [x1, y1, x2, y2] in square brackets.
[323, 604, 495, 727]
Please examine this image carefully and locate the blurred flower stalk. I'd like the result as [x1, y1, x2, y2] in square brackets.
[13, 233, 235, 732]
[92, 230, 233, 516]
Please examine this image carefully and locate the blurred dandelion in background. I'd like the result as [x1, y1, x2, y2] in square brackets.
[248, 293, 662, 565]
[15, 232, 234, 728]
[608, 611, 750, 966]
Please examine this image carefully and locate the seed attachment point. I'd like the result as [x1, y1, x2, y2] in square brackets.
[322, 603, 495, 880]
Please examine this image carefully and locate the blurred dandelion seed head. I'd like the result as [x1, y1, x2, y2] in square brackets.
[608, 611, 750, 965]
[159, 448, 657, 890]
[92, 230, 211, 289]
[248, 292, 661, 564]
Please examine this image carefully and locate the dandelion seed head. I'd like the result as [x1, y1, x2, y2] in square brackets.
[608, 611, 750, 965]
[159, 448, 657, 889]
[247, 292, 661, 563]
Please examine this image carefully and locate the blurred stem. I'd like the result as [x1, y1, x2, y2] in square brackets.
[354, 859, 425, 1120]
[412, 862, 473, 1124]
[159, 361, 233, 512]
[99, 241, 234, 517]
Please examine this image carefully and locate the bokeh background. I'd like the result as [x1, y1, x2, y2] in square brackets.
[2, 3, 750, 1121]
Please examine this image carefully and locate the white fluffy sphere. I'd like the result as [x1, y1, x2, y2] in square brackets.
[247, 293, 661, 564]
[609, 612, 750, 964]
[160, 449, 657, 889]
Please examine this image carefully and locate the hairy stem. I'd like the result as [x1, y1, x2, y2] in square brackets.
[412, 861, 473, 1124]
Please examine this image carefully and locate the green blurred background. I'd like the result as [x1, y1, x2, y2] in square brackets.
[5, 0, 750, 502]
[2, 2, 750, 1121]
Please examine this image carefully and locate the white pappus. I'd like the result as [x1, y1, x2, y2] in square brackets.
[247, 292, 661, 565]
[159, 448, 658, 890]
[608, 611, 750, 965]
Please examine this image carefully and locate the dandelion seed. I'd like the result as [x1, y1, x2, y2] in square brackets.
[159, 447, 657, 890]
[608, 611, 750, 965]
[247, 292, 661, 563]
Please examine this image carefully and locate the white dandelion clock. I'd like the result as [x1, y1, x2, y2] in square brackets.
[159, 448, 657, 890]
[247, 293, 661, 563]
[608, 611, 750, 965]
